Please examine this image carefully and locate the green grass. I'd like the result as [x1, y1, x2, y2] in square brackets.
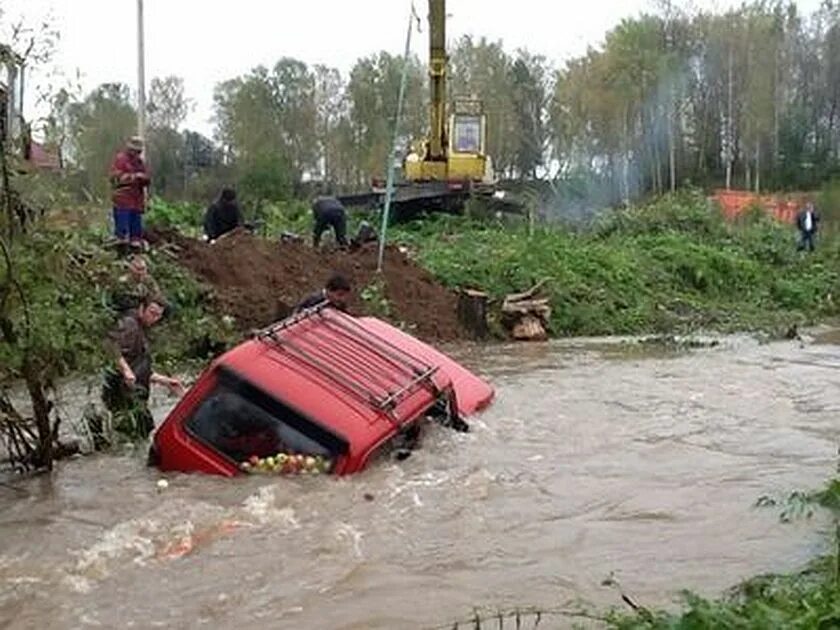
[389, 189, 840, 337]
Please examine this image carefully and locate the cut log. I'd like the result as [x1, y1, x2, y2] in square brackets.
[511, 315, 548, 341]
[503, 278, 550, 303]
[500, 281, 552, 342]
[502, 298, 551, 316]
[457, 289, 489, 339]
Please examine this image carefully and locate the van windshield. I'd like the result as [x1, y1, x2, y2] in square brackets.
[185, 370, 347, 463]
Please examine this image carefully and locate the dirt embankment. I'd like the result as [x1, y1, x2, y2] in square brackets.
[152, 229, 466, 341]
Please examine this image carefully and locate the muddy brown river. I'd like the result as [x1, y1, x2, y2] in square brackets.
[0, 335, 836, 629]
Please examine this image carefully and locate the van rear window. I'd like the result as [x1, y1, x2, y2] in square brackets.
[185, 369, 348, 463]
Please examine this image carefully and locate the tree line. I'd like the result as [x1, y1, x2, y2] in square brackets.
[37, 0, 840, 207]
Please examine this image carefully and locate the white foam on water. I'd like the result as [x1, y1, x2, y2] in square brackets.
[6, 576, 43, 585]
[240, 485, 300, 529]
[334, 522, 364, 558]
[70, 518, 160, 579]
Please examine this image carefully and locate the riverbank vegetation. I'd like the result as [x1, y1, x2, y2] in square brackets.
[608, 476, 840, 629]
[391, 187, 840, 337]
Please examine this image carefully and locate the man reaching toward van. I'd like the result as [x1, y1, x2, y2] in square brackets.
[294, 274, 352, 313]
[103, 296, 185, 439]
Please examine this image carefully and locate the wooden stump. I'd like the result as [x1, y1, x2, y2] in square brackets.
[457, 289, 489, 339]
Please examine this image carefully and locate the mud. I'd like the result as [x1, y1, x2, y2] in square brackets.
[151, 229, 466, 341]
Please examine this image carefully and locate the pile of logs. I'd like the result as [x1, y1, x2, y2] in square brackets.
[500, 280, 551, 341]
[456, 280, 551, 341]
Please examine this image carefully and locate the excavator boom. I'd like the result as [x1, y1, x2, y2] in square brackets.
[428, 0, 447, 161]
[339, 0, 523, 222]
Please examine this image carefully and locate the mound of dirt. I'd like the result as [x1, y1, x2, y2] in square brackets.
[152, 229, 466, 341]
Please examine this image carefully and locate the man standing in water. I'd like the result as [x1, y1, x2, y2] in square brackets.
[102, 296, 184, 439]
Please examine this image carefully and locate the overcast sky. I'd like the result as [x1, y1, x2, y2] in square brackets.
[2, 0, 825, 137]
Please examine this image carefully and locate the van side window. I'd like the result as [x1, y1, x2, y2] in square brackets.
[186, 387, 332, 463]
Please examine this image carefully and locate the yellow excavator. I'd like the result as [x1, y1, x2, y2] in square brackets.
[403, 0, 494, 188]
[340, 0, 507, 222]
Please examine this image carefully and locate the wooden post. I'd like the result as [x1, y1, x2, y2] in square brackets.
[457, 289, 489, 339]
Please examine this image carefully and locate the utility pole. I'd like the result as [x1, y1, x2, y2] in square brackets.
[377, 2, 419, 273]
[137, 0, 146, 142]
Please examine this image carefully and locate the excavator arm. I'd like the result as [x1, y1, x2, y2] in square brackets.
[427, 0, 447, 162]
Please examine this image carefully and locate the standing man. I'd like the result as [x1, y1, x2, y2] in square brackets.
[102, 296, 184, 439]
[110, 136, 150, 253]
[203, 188, 243, 242]
[796, 201, 820, 252]
[312, 194, 348, 248]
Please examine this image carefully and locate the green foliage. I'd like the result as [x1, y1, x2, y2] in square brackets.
[0, 223, 235, 384]
[360, 276, 391, 318]
[391, 192, 840, 336]
[66, 83, 136, 200]
[0, 229, 113, 381]
[146, 197, 203, 235]
[237, 152, 294, 204]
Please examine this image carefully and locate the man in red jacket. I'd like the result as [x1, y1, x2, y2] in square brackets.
[110, 136, 150, 251]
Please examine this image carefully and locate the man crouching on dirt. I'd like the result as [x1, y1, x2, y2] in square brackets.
[312, 195, 349, 248]
[102, 296, 184, 440]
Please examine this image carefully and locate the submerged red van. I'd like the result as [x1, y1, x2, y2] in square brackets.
[150, 305, 494, 477]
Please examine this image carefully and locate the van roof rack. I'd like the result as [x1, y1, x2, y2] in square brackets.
[257, 305, 440, 422]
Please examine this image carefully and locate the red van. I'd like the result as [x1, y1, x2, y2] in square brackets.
[150, 305, 494, 476]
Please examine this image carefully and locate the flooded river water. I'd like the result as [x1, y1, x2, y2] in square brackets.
[0, 335, 836, 629]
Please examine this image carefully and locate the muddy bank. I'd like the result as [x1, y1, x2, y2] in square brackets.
[150, 229, 466, 341]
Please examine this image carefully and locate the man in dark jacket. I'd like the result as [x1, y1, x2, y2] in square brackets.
[204, 188, 243, 242]
[294, 274, 352, 313]
[796, 201, 820, 252]
[312, 195, 348, 248]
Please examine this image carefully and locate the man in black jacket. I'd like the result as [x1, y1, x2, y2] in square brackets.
[312, 195, 348, 248]
[204, 188, 243, 242]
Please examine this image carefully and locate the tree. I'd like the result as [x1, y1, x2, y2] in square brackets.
[66, 83, 136, 199]
[345, 51, 426, 181]
[148, 75, 191, 131]
[509, 51, 550, 179]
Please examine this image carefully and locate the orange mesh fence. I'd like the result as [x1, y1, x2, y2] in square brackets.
[712, 189, 811, 224]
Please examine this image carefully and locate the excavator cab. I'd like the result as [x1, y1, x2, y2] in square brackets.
[447, 97, 493, 186]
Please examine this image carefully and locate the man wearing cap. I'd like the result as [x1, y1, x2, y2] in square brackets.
[110, 136, 150, 251]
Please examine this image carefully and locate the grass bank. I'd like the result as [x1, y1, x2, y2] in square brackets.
[390, 189, 840, 337]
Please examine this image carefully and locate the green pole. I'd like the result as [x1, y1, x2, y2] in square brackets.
[377, 3, 418, 273]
